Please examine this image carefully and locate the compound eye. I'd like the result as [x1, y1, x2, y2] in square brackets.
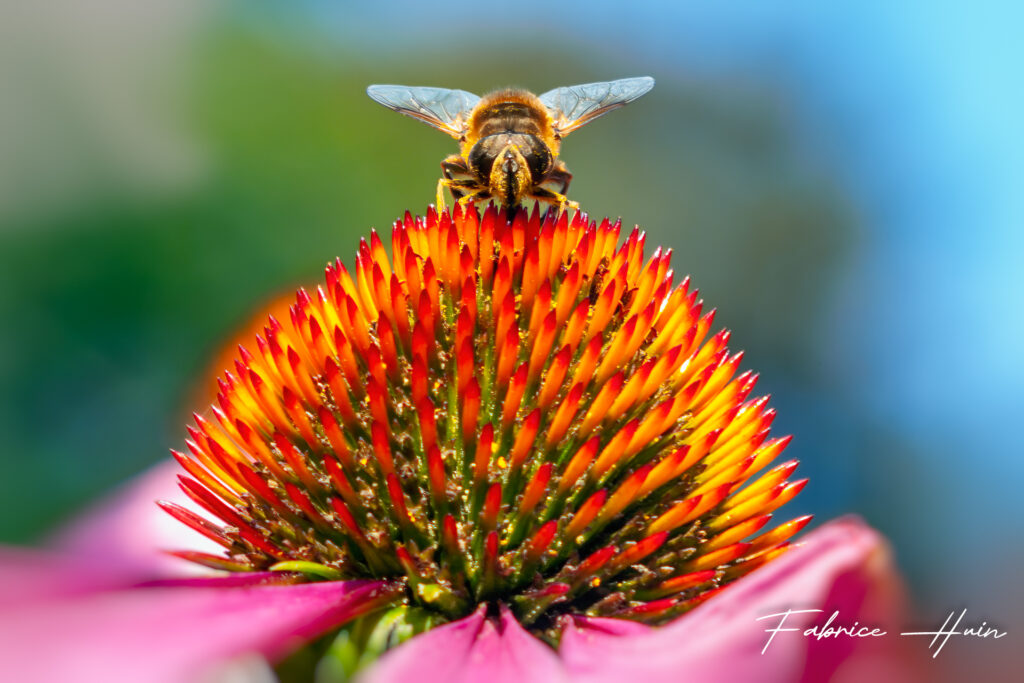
[468, 140, 496, 179]
[525, 136, 553, 179]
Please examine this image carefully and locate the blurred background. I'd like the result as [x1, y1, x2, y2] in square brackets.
[1, 1, 1020, 678]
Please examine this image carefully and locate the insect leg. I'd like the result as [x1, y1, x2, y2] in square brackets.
[530, 187, 579, 215]
[545, 162, 573, 194]
[438, 155, 478, 211]
[436, 177, 452, 213]
[438, 179, 483, 211]
[436, 178, 446, 213]
[456, 187, 488, 207]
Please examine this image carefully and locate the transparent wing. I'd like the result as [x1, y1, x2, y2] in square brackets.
[539, 76, 655, 136]
[366, 85, 481, 139]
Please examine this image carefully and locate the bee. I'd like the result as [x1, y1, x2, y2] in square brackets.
[367, 77, 654, 212]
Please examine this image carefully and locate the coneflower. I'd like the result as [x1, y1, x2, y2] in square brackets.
[164, 204, 811, 643]
[0, 205, 906, 683]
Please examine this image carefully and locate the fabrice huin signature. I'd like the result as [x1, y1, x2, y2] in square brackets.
[758, 608, 1006, 658]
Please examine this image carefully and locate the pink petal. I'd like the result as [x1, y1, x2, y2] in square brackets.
[560, 517, 917, 683]
[0, 578, 398, 683]
[0, 548, 129, 608]
[365, 604, 567, 683]
[0, 545, 301, 608]
[51, 460, 223, 580]
[567, 615, 652, 639]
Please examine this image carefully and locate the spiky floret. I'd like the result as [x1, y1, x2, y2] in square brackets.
[163, 204, 811, 636]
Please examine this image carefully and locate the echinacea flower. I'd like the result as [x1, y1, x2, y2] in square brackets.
[0, 205, 912, 682]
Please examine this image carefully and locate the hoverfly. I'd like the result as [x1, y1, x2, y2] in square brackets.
[367, 77, 654, 212]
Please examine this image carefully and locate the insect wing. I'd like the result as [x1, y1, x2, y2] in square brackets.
[539, 76, 655, 136]
[366, 85, 481, 139]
